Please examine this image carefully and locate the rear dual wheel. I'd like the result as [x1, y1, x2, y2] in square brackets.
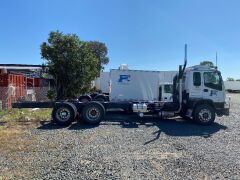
[52, 102, 77, 126]
[81, 101, 105, 124]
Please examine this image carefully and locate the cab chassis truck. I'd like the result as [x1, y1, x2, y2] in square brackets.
[13, 45, 230, 126]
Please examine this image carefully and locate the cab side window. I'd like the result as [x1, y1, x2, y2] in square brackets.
[193, 72, 201, 86]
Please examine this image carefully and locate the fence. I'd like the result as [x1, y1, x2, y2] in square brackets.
[0, 86, 50, 110]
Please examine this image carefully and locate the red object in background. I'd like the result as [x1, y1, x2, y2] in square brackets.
[0, 73, 25, 87]
[0, 73, 49, 109]
[0, 73, 25, 109]
[24, 77, 40, 87]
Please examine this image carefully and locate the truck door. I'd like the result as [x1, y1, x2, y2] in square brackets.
[190, 72, 203, 98]
[202, 71, 225, 102]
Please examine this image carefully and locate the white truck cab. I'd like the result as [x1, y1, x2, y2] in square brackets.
[179, 65, 230, 121]
[184, 65, 225, 103]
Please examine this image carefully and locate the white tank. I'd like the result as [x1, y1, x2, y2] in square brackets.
[119, 64, 129, 70]
[132, 103, 148, 113]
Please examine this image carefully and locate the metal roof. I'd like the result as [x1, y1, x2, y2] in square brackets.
[0, 64, 44, 70]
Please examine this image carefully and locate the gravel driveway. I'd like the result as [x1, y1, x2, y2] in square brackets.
[1, 93, 240, 179]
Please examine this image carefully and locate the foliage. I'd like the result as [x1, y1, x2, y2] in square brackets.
[200, 61, 214, 67]
[87, 41, 109, 71]
[40, 31, 109, 100]
[236, 79, 240, 81]
[226, 77, 234, 81]
[47, 89, 56, 100]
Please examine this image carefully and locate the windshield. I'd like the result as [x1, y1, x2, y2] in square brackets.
[203, 71, 223, 90]
[164, 84, 173, 93]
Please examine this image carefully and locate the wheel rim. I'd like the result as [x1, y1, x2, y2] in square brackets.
[198, 108, 212, 122]
[86, 107, 100, 121]
[56, 107, 71, 122]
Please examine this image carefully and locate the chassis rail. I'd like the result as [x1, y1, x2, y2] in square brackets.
[12, 101, 55, 108]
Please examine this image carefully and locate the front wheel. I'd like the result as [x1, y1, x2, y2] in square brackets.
[193, 104, 215, 125]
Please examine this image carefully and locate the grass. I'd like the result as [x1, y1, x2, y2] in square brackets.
[0, 108, 51, 124]
[0, 108, 52, 149]
[0, 108, 52, 179]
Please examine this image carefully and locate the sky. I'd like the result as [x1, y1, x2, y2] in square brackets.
[0, 0, 240, 79]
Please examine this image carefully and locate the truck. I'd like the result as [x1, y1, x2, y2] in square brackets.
[224, 81, 240, 92]
[13, 45, 230, 126]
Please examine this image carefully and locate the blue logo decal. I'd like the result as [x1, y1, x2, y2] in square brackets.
[210, 90, 218, 96]
[118, 75, 130, 83]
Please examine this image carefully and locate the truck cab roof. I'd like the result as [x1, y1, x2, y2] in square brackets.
[186, 65, 218, 72]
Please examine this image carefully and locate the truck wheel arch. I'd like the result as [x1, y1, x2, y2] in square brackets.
[192, 99, 215, 112]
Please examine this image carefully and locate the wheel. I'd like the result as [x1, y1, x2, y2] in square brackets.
[52, 102, 77, 126]
[193, 104, 215, 125]
[94, 97, 105, 102]
[66, 101, 78, 119]
[94, 95, 106, 102]
[79, 95, 91, 103]
[81, 101, 105, 124]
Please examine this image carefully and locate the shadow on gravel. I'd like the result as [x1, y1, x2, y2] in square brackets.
[37, 121, 67, 130]
[37, 112, 227, 143]
[68, 122, 99, 130]
[103, 113, 228, 143]
[37, 120, 100, 130]
[143, 118, 227, 144]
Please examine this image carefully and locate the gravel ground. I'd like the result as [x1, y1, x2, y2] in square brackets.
[1, 93, 240, 179]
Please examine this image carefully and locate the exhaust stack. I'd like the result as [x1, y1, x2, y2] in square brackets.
[175, 44, 188, 114]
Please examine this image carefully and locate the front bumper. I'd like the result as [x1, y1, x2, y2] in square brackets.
[216, 108, 229, 116]
[216, 97, 230, 116]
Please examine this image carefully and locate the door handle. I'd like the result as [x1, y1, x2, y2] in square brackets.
[203, 89, 208, 92]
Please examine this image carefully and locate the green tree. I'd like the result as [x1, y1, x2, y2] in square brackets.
[236, 79, 240, 81]
[200, 61, 214, 67]
[87, 41, 109, 71]
[40, 31, 108, 100]
[226, 77, 234, 81]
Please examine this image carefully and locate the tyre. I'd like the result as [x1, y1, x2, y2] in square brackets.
[52, 102, 77, 126]
[94, 97, 105, 102]
[66, 101, 78, 119]
[94, 95, 106, 102]
[81, 101, 105, 124]
[193, 104, 215, 125]
[79, 95, 91, 103]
